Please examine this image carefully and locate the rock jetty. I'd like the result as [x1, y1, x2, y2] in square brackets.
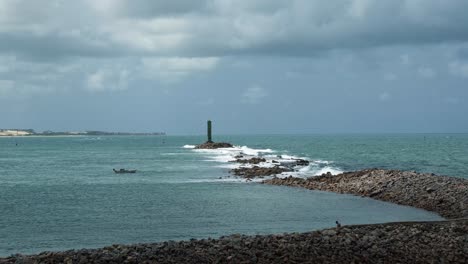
[232, 157, 266, 164]
[231, 165, 292, 179]
[194, 142, 233, 149]
[264, 169, 468, 219]
[228, 157, 311, 179]
[2, 220, 466, 263]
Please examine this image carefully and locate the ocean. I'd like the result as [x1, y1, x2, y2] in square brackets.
[1, 134, 466, 256]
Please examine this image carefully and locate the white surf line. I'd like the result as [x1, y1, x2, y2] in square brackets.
[183, 145, 343, 180]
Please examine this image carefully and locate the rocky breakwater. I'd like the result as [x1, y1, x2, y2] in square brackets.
[194, 142, 233, 149]
[2, 220, 466, 263]
[231, 165, 292, 179]
[264, 169, 468, 219]
[229, 157, 310, 179]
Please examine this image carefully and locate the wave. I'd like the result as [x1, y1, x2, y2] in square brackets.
[193, 145, 273, 156]
[183, 144, 343, 180]
[78, 137, 103, 141]
[312, 167, 343, 176]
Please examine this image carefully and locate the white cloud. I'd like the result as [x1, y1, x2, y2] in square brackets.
[104, 18, 190, 53]
[3, 1, 468, 59]
[86, 69, 129, 92]
[1, 1, 468, 98]
[241, 85, 268, 104]
[86, 71, 104, 90]
[449, 61, 468, 78]
[348, 0, 373, 19]
[418, 67, 436, 78]
[400, 54, 410, 65]
[142, 57, 219, 72]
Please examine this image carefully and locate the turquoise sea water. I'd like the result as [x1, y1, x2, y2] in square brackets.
[1, 134, 466, 256]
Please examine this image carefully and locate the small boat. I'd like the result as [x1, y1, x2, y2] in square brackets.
[113, 168, 137, 174]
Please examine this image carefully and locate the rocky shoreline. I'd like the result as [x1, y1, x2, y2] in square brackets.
[226, 152, 467, 219]
[264, 168, 468, 219]
[2, 220, 466, 263]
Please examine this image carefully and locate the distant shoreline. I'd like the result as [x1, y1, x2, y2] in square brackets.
[0, 134, 165, 137]
[0, 129, 166, 137]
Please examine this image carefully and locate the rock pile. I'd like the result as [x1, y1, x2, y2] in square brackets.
[280, 159, 310, 170]
[232, 157, 266, 164]
[264, 169, 468, 219]
[228, 156, 311, 179]
[194, 142, 233, 149]
[2, 220, 466, 263]
[231, 166, 291, 179]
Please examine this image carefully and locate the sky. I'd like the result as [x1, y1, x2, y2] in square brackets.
[1, 0, 468, 135]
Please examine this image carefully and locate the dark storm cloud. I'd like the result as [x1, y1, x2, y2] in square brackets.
[97, 0, 468, 57]
[2, 0, 468, 59]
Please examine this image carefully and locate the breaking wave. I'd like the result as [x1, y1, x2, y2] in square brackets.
[183, 144, 343, 180]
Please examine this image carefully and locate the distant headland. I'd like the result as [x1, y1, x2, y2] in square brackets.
[0, 129, 165, 137]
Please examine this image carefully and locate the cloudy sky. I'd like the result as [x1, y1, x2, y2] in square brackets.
[1, 0, 468, 134]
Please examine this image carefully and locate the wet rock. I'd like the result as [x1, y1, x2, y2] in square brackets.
[232, 157, 266, 164]
[194, 142, 233, 149]
[230, 166, 291, 178]
[293, 159, 310, 166]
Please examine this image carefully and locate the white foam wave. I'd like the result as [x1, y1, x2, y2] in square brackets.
[79, 137, 103, 141]
[313, 159, 331, 165]
[183, 145, 196, 149]
[311, 167, 343, 176]
[298, 165, 313, 173]
[184, 143, 343, 179]
[203, 154, 234, 163]
[194, 146, 272, 155]
[184, 178, 245, 183]
[265, 154, 302, 159]
[237, 146, 273, 156]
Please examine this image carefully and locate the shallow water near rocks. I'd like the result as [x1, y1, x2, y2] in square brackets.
[2, 134, 464, 256]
